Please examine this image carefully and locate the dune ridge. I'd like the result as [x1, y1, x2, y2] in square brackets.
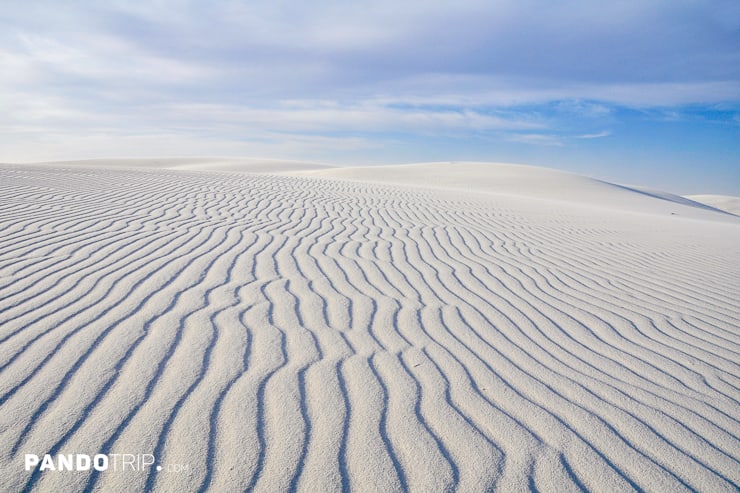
[686, 195, 740, 216]
[20, 157, 333, 174]
[0, 164, 738, 492]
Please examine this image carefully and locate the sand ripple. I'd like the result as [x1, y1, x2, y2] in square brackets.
[0, 165, 738, 492]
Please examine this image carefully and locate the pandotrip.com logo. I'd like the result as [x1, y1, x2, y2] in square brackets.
[25, 454, 189, 473]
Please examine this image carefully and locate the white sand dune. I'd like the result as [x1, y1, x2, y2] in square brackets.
[0, 162, 738, 492]
[300, 161, 734, 218]
[686, 195, 740, 216]
[27, 157, 333, 174]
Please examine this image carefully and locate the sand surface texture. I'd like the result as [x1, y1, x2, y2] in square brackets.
[0, 162, 738, 492]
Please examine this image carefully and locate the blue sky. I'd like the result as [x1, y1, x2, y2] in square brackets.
[1, 0, 738, 193]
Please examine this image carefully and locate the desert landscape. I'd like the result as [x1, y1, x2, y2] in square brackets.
[0, 159, 738, 492]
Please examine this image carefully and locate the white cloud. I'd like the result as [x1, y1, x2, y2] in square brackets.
[0, 0, 737, 165]
[505, 133, 564, 147]
[0, 128, 373, 163]
[576, 131, 611, 139]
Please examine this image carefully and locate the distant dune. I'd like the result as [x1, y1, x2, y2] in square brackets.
[298, 161, 735, 217]
[686, 194, 740, 216]
[1, 162, 738, 492]
[29, 157, 333, 173]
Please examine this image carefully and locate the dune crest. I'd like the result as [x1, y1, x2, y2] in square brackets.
[686, 195, 740, 216]
[298, 161, 736, 217]
[27, 157, 333, 174]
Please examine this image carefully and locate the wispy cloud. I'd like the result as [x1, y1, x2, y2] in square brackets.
[504, 129, 611, 147]
[505, 133, 564, 147]
[576, 131, 611, 139]
[3, 0, 738, 107]
[155, 101, 544, 134]
[0, 0, 738, 193]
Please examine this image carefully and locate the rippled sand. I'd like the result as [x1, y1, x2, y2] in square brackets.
[1, 162, 738, 492]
